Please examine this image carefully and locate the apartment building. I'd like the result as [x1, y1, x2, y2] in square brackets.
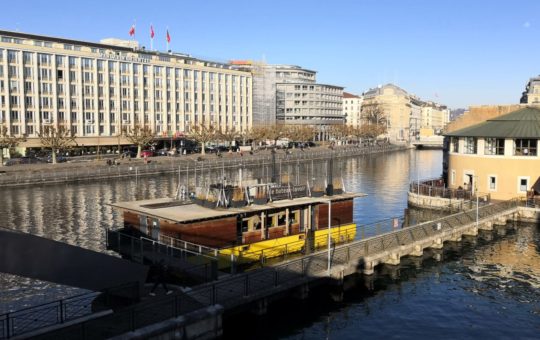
[343, 92, 362, 128]
[0, 30, 252, 149]
[362, 84, 411, 142]
[420, 101, 449, 134]
[520, 76, 540, 104]
[231, 62, 344, 140]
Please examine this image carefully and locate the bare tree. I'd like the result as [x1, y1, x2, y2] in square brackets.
[218, 126, 239, 151]
[188, 123, 217, 155]
[247, 126, 267, 149]
[288, 126, 316, 147]
[38, 126, 77, 164]
[124, 124, 155, 158]
[329, 125, 350, 145]
[360, 124, 385, 140]
[261, 124, 291, 147]
[0, 125, 26, 166]
[361, 102, 388, 132]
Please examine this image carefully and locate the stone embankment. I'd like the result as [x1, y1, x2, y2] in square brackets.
[0, 144, 405, 187]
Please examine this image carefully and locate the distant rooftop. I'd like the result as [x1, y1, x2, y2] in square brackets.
[445, 106, 540, 138]
[0, 29, 235, 69]
[343, 92, 360, 99]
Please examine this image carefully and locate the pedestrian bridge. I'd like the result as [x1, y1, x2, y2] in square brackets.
[411, 136, 444, 149]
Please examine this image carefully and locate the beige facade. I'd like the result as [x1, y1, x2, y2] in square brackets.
[420, 102, 449, 133]
[520, 76, 540, 104]
[445, 104, 522, 133]
[447, 138, 539, 200]
[0, 30, 252, 148]
[445, 107, 540, 200]
[343, 92, 362, 128]
[362, 84, 411, 142]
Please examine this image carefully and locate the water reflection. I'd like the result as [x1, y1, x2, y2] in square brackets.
[223, 224, 540, 339]
[0, 149, 441, 312]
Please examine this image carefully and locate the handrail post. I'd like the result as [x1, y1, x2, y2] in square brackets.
[244, 274, 249, 296]
[59, 300, 64, 323]
[6, 313, 10, 339]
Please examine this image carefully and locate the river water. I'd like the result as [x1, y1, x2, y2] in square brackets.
[1, 149, 539, 338]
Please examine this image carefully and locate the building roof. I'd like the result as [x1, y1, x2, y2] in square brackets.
[0, 29, 236, 69]
[363, 83, 409, 98]
[445, 106, 540, 138]
[111, 193, 365, 224]
[343, 92, 359, 98]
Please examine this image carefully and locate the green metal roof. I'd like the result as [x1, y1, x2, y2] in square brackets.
[445, 107, 540, 138]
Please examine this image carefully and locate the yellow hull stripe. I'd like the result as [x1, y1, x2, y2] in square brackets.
[219, 223, 356, 264]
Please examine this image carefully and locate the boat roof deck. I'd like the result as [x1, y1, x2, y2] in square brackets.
[111, 193, 366, 224]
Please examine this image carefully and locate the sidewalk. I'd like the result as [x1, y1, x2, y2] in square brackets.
[0, 145, 340, 175]
[0, 144, 403, 187]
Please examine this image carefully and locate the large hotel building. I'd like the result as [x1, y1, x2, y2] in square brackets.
[0, 30, 252, 149]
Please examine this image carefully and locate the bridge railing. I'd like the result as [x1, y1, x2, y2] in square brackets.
[0, 291, 100, 339]
[0, 144, 404, 187]
[35, 198, 522, 339]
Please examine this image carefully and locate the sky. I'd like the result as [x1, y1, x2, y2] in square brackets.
[1, 0, 539, 109]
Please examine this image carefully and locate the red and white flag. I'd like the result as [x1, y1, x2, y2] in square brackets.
[150, 25, 155, 39]
[129, 25, 135, 37]
[166, 30, 171, 43]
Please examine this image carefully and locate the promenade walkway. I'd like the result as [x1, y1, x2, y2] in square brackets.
[0, 144, 404, 187]
[8, 198, 538, 339]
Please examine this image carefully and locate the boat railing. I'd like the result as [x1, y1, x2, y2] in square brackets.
[158, 234, 220, 258]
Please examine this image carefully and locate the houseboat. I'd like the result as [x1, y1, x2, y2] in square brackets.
[111, 182, 365, 265]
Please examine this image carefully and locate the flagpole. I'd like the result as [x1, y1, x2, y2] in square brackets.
[166, 26, 170, 52]
[150, 24, 154, 51]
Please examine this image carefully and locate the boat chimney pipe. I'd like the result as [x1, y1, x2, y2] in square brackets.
[326, 152, 334, 196]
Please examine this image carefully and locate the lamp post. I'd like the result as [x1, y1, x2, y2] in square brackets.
[474, 175, 479, 228]
[327, 199, 332, 276]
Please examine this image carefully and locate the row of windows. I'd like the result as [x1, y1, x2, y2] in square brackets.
[450, 172, 531, 194]
[450, 137, 538, 156]
[2, 49, 246, 80]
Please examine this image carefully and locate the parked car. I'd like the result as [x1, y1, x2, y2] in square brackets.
[156, 148, 173, 156]
[3, 156, 47, 166]
[46, 155, 67, 163]
[140, 150, 154, 157]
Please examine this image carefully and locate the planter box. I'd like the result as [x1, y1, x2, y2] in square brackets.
[312, 191, 324, 197]
[231, 200, 247, 208]
[204, 200, 217, 209]
[253, 197, 268, 205]
[193, 198, 204, 206]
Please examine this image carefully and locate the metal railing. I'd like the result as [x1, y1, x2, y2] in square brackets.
[106, 229, 217, 283]
[0, 285, 125, 340]
[159, 233, 220, 258]
[409, 179, 476, 201]
[36, 198, 523, 339]
[0, 144, 404, 187]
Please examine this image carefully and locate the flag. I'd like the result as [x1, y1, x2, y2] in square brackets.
[150, 25, 155, 39]
[166, 30, 171, 43]
[129, 25, 135, 37]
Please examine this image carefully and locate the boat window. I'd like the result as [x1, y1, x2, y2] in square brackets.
[251, 215, 261, 231]
[277, 213, 287, 227]
[241, 218, 249, 233]
[290, 210, 300, 225]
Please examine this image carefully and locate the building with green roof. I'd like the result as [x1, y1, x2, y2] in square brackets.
[444, 106, 540, 199]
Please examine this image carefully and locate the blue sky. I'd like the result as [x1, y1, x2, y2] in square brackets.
[1, 0, 539, 109]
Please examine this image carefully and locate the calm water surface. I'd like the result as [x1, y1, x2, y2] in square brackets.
[1, 149, 539, 338]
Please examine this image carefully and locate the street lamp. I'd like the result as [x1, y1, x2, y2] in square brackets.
[324, 199, 332, 276]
